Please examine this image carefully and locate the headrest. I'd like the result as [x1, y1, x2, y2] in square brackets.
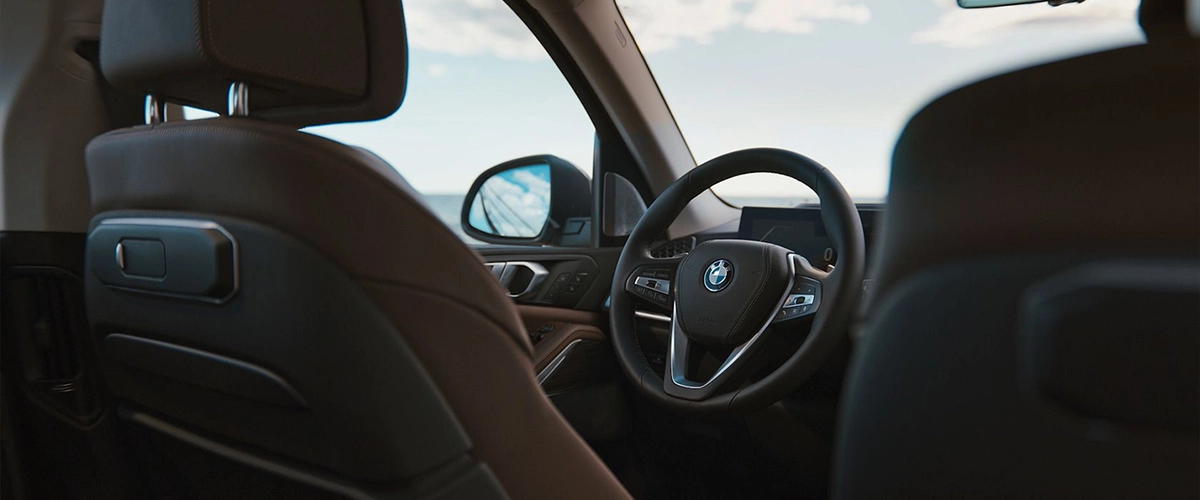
[100, 0, 407, 127]
[1139, 0, 1193, 40]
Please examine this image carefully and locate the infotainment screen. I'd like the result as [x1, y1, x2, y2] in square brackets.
[737, 207, 840, 269]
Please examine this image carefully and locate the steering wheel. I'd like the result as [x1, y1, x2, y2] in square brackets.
[610, 148, 865, 415]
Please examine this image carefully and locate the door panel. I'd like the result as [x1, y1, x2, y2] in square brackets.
[519, 305, 605, 371]
[517, 305, 611, 387]
[477, 246, 631, 443]
[476, 246, 620, 311]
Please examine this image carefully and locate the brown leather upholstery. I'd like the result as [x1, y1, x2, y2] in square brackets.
[87, 118, 631, 499]
[89, 119, 525, 342]
[88, 0, 629, 495]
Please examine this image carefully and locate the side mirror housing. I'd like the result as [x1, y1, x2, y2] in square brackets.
[461, 155, 592, 246]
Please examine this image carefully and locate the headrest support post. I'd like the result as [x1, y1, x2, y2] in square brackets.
[144, 94, 165, 125]
[101, 0, 406, 126]
[227, 82, 250, 117]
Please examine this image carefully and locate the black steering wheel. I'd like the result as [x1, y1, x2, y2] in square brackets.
[610, 148, 865, 415]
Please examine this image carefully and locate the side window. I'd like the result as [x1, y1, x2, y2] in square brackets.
[305, 1, 595, 243]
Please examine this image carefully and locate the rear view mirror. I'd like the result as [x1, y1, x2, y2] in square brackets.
[958, 0, 1082, 7]
[461, 155, 592, 245]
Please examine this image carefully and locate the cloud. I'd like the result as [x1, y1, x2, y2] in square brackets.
[403, 0, 547, 61]
[471, 165, 551, 237]
[743, 0, 871, 35]
[619, 0, 872, 52]
[427, 64, 449, 77]
[402, 0, 872, 60]
[912, 0, 1139, 48]
[613, 0, 741, 52]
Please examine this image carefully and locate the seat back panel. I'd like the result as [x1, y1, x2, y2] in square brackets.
[85, 211, 499, 496]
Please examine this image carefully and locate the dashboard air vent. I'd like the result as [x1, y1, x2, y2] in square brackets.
[650, 237, 696, 259]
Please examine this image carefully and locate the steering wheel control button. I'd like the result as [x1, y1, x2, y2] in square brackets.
[793, 278, 819, 295]
[783, 294, 815, 308]
[630, 267, 676, 307]
[793, 278, 822, 304]
[634, 276, 671, 295]
[703, 259, 733, 292]
[776, 276, 822, 322]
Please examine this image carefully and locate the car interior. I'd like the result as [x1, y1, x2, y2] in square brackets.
[0, 0, 1196, 499]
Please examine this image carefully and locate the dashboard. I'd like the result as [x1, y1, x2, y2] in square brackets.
[736, 205, 880, 272]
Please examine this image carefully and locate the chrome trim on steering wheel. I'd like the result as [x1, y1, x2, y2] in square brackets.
[666, 253, 799, 391]
[634, 309, 672, 323]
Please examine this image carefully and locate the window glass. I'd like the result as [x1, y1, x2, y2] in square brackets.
[245, 1, 592, 241]
[617, 0, 1143, 206]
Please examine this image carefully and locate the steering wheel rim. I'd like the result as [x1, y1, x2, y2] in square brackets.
[609, 148, 865, 415]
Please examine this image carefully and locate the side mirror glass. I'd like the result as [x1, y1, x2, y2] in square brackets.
[461, 155, 592, 245]
[467, 163, 552, 239]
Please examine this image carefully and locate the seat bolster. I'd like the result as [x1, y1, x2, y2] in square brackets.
[361, 282, 632, 500]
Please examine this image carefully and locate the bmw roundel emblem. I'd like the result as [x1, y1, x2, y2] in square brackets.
[704, 259, 733, 292]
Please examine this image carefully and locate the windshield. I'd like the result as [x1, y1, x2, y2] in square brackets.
[617, 0, 1143, 206]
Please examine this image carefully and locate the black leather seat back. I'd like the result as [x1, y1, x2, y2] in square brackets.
[835, 2, 1199, 498]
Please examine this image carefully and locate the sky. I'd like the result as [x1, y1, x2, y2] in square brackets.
[305, 0, 1144, 203]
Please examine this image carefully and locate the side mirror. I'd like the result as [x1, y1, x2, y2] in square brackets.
[461, 155, 592, 245]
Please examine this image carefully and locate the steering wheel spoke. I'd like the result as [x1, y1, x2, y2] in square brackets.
[664, 303, 765, 400]
[773, 254, 827, 323]
[664, 252, 805, 399]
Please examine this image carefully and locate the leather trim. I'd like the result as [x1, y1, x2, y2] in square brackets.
[534, 324, 606, 374]
[517, 304, 606, 330]
[517, 305, 609, 373]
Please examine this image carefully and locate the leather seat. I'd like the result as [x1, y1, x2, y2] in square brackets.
[835, 1, 1198, 498]
[84, 1, 629, 499]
